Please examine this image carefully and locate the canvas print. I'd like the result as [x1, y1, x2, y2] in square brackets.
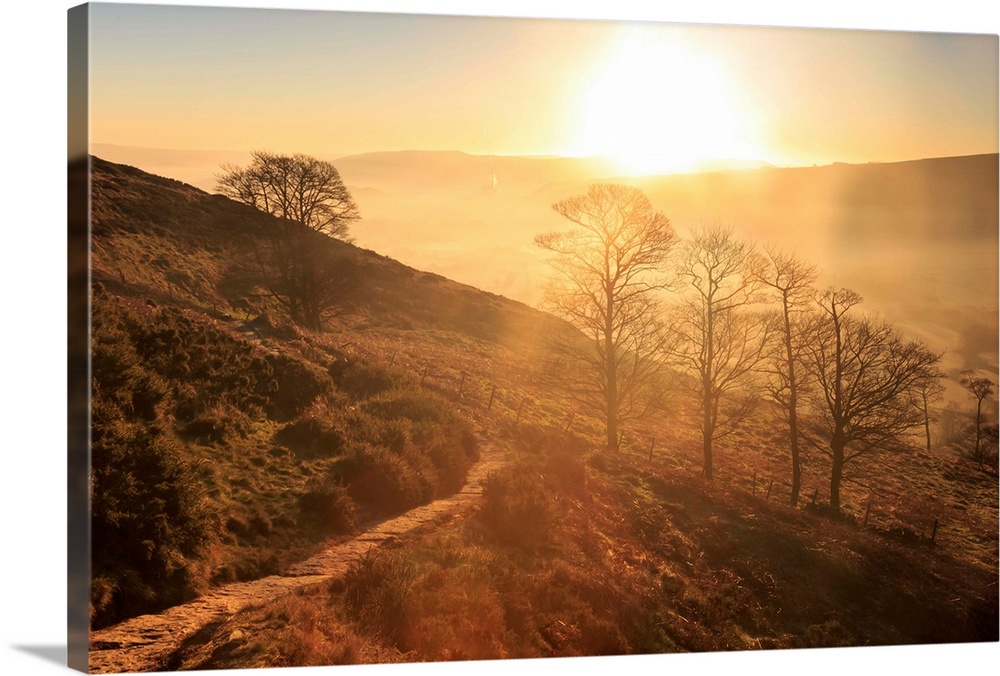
[68, 3, 999, 673]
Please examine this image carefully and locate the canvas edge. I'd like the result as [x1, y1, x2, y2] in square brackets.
[68, 3, 92, 673]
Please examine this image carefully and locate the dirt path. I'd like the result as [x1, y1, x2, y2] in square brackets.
[89, 443, 511, 674]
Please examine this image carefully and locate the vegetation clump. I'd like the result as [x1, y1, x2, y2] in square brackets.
[89, 287, 480, 627]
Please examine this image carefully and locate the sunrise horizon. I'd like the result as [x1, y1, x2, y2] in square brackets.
[87, 5, 998, 178]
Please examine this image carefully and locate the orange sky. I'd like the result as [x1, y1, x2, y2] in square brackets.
[86, 3, 998, 174]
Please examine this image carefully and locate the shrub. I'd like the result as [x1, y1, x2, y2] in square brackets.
[344, 444, 434, 513]
[277, 417, 346, 459]
[479, 464, 558, 548]
[266, 353, 332, 420]
[329, 359, 406, 400]
[298, 479, 357, 534]
[181, 401, 253, 445]
[342, 550, 418, 647]
[362, 388, 448, 425]
[90, 402, 215, 627]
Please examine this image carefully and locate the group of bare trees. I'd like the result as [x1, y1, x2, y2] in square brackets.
[214, 158, 994, 506]
[534, 183, 990, 509]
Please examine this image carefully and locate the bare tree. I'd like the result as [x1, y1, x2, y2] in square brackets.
[959, 370, 996, 468]
[218, 151, 359, 240]
[913, 374, 945, 451]
[666, 225, 773, 480]
[535, 184, 678, 451]
[802, 288, 942, 509]
[755, 247, 818, 505]
[217, 151, 361, 330]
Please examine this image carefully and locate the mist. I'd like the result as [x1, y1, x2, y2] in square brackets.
[89, 144, 998, 400]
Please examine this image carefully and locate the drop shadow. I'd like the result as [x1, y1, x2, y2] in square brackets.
[11, 645, 66, 667]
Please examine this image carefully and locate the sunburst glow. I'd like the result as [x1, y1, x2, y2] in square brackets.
[570, 26, 768, 175]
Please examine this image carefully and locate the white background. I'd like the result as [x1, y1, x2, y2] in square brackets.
[1, 1, 997, 675]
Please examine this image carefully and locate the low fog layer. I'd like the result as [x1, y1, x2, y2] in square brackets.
[89, 144, 999, 401]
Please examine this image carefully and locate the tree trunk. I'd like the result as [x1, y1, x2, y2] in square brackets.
[702, 425, 714, 480]
[702, 382, 714, 480]
[975, 398, 984, 460]
[789, 419, 801, 506]
[604, 282, 617, 452]
[830, 438, 845, 510]
[702, 296, 715, 480]
[783, 296, 801, 506]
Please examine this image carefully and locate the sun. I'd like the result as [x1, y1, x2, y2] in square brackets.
[569, 25, 767, 175]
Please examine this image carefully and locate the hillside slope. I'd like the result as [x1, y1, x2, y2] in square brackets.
[86, 156, 574, 629]
[89, 156, 568, 348]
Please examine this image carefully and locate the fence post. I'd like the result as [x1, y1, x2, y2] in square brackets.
[389, 352, 396, 366]
[811, 488, 818, 506]
[421, 366, 429, 386]
[515, 396, 526, 424]
[564, 411, 575, 432]
[458, 371, 466, 397]
[766, 479, 774, 501]
[930, 517, 939, 545]
[487, 384, 496, 411]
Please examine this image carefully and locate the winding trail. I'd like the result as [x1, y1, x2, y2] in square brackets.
[89, 443, 511, 674]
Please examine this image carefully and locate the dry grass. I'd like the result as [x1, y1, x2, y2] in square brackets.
[166, 420, 996, 668]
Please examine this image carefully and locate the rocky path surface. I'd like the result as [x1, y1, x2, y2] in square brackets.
[89, 443, 510, 674]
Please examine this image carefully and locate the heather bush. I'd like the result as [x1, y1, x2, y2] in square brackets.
[343, 444, 435, 512]
[298, 478, 357, 534]
[90, 398, 215, 627]
[343, 550, 418, 646]
[277, 415, 347, 459]
[479, 463, 559, 548]
[329, 359, 406, 400]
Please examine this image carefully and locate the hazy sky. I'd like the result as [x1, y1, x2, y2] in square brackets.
[88, 3, 998, 173]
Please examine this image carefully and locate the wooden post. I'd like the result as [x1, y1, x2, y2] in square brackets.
[516, 396, 526, 424]
[458, 371, 466, 397]
[421, 366, 429, 386]
[487, 384, 496, 411]
[648, 438, 655, 462]
[863, 500, 871, 528]
[811, 488, 818, 506]
[617, 431, 624, 452]
[930, 518, 939, 545]
[766, 479, 774, 501]
[564, 412, 575, 433]
[389, 352, 396, 366]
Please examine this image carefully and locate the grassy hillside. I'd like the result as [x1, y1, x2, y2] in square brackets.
[89, 156, 567, 347]
[88, 156, 572, 627]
